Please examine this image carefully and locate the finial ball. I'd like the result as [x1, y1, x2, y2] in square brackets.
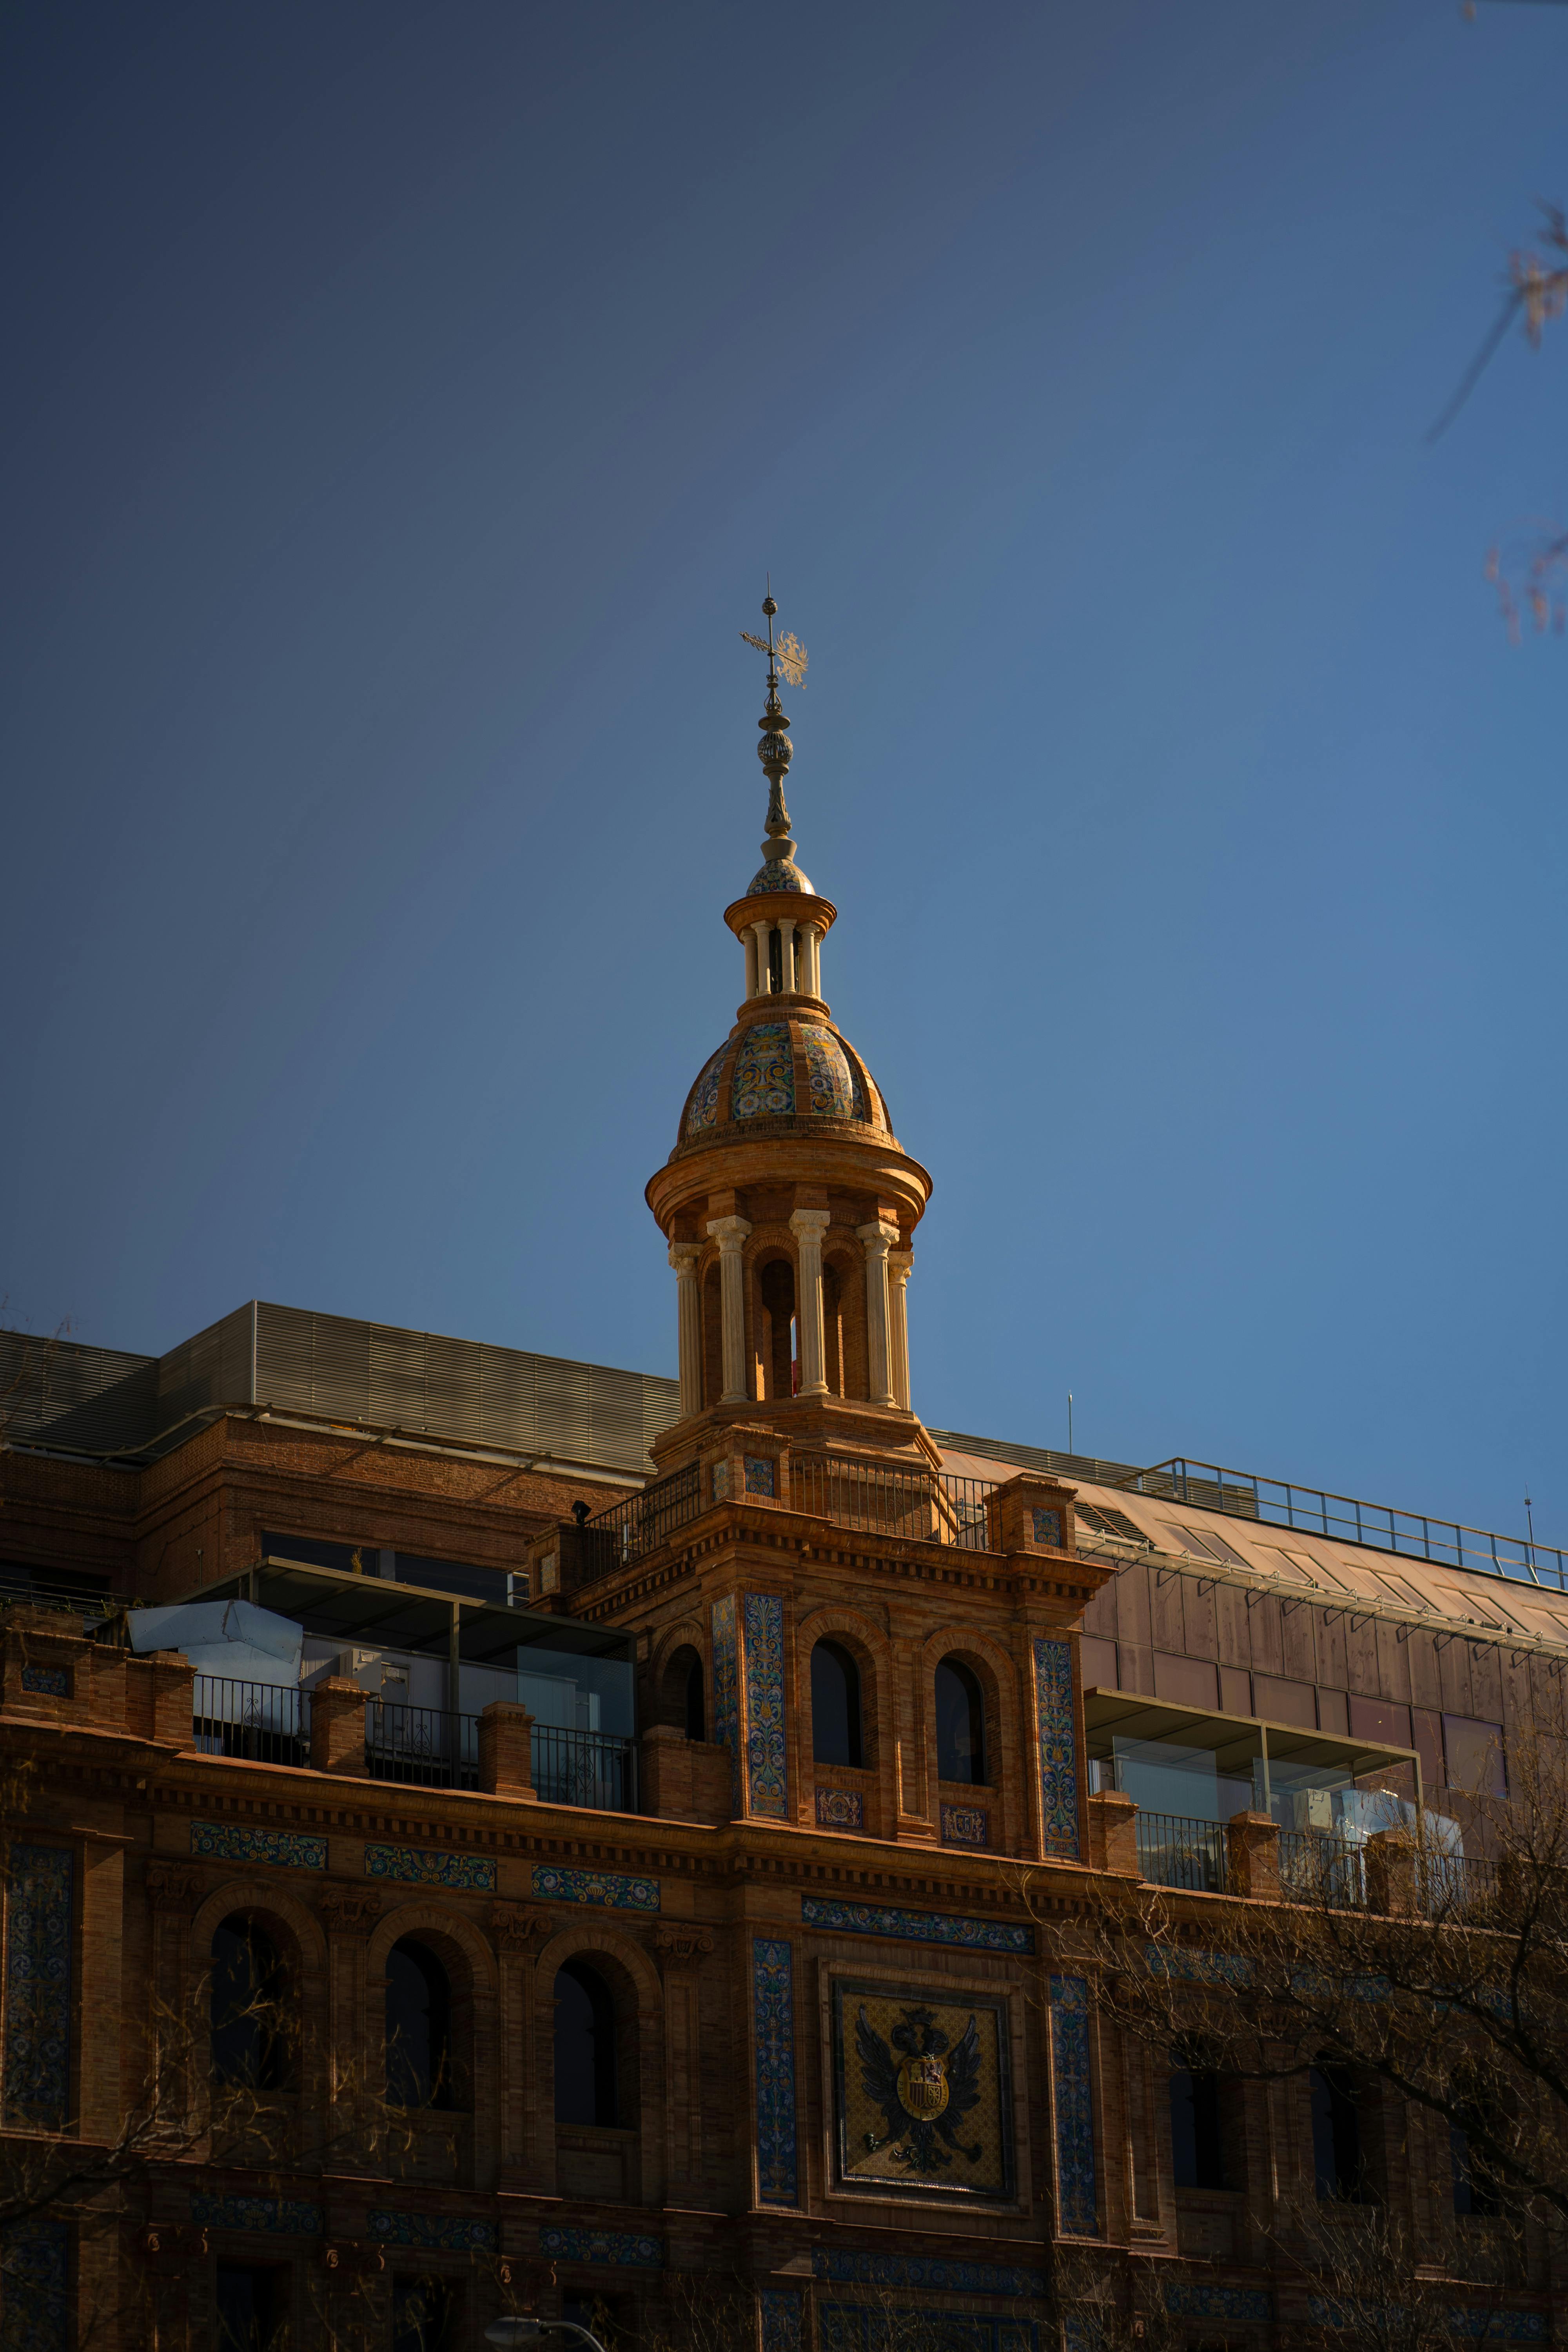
[761, 595, 778, 618]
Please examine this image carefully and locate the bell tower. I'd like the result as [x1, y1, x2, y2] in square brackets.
[646, 597, 934, 1472]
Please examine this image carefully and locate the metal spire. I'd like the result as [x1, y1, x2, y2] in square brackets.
[739, 588, 808, 858]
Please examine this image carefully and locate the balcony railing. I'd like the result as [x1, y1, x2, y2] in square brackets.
[1278, 1826, 1367, 1909]
[788, 1456, 996, 1552]
[193, 1675, 311, 1768]
[1135, 1811, 1229, 1893]
[576, 1463, 704, 1583]
[532, 1726, 638, 1813]
[365, 1701, 479, 1791]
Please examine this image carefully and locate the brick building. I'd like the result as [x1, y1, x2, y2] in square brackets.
[0, 616, 1561, 2350]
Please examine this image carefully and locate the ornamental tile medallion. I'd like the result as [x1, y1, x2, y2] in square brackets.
[369, 2210, 497, 2250]
[539, 2225, 664, 2269]
[20, 1666, 69, 1697]
[802, 1896, 1031, 1956]
[531, 1865, 659, 1912]
[191, 1821, 327, 1871]
[685, 1040, 730, 1134]
[363, 1844, 495, 1892]
[742, 1592, 788, 1819]
[761, 2288, 806, 2352]
[1033, 1637, 1080, 1859]
[2, 1846, 74, 2130]
[1031, 1506, 1062, 1549]
[732, 1022, 794, 1118]
[190, 2193, 322, 2235]
[744, 1454, 776, 1497]
[753, 1936, 798, 2204]
[711, 1595, 740, 1812]
[1049, 1973, 1097, 2234]
[816, 1788, 864, 1831]
[0, 2216, 68, 2351]
[813, 2250, 1047, 2299]
[799, 1025, 855, 1118]
[940, 1803, 989, 1849]
[1168, 2287, 1273, 2323]
[830, 1977, 1015, 2203]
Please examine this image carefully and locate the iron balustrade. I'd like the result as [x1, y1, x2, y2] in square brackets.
[1277, 1828, 1367, 1909]
[1117, 1457, 1568, 1592]
[1135, 1811, 1229, 1894]
[577, 1462, 704, 1583]
[788, 1456, 996, 1552]
[193, 1675, 310, 1768]
[365, 1701, 479, 1791]
[532, 1726, 638, 1813]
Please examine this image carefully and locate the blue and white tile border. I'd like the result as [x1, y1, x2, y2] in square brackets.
[1049, 1972, 1097, 2235]
[191, 1821, 326, 1871]
[531, 1865, 659, 1912]
[753, 1935, 798, 2203]
[1033, 1636, 1080, 1859]
[539, 2225, 664, 2269]
[364, 1844, 495, 1892]
[801, 1895, 1032, 1955]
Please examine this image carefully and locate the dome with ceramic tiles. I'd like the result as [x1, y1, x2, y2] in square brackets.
[677, 1013, 893, 1148]
[747, 855, 815, 895]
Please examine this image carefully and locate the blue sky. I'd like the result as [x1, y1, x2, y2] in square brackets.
[3, 0, 1564, 1545]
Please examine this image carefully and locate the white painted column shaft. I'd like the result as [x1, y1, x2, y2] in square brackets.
[668, 1244, 704, 1417]
[706, 1216, 752, 1402]
[789, 1209, 832, 1399]
[857, 1220, 898, 1406]
[887, 1248, 913, 1411]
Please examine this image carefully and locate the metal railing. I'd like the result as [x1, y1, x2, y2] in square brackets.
[193, 1675, 311, 1767]
[1135, 1811, 1229, 1893]
[532, 1726, 638, 1813]
[579, 1462, 704, 1580]
[1278, 1828, 1367, 1909]
[788, 1456, 996, 1552]
[1115, 1457, 1568, 1592]
[365, 1702, 479, 1791]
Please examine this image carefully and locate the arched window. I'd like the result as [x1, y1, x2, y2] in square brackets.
[685, 1654, 705, 1742]
[1310, 2064, 1364, 2202]
[935, 1657, 986, 1784]
[812, 1639, 863, 1768]
[759, 1258, 796, 1401]
[387, 1940, 454, 2110]
[211, 1915, 288, 2089]
[555, 1959, 618, 2126]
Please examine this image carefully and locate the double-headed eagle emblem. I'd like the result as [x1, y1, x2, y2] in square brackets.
[855, 2003, 984, 2173]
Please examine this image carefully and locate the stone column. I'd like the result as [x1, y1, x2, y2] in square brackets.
[779, 915, 797, 992]
[743, 930, 759, 998]
[857, 1220, 898, 1406]
[706, 1216, 752, 1403]
[802, 925, 821, 996]
[789, 1209, 832, 1398]
[888, 1247, 913, 1410]
[668, 1243, 703, 1416]
[751, 920, 772, 994]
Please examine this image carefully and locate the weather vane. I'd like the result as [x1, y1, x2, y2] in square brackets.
[740, 584, 807, 689]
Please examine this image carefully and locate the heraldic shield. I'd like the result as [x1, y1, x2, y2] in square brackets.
[829, 1978, 1016, 2201]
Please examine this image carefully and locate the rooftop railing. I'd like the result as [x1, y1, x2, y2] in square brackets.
[531, 1725, 638, 1813]
[1115, 1457, 1568, 1592]
[788, 1456, 996, 1552]
[193, 1675, 310, 1768]
[365, 1700, 479, 1791]
[1134, 1811, 1229, 1894]
[578, 1461, 704, 1581]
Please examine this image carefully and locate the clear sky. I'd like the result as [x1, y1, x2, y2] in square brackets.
[4, 1, 1564, 1547]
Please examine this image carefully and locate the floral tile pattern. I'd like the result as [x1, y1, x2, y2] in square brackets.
[1049, 1973, 1097, 2236]
[813, 2251, 1046, 2299]
[190, 2193, 322, 2235]
[744, 1454, 776, 1497]
[539, 2225, 664, 2269]
[1033, 1637, 1080, 1859]
[743, 1592, 788, 1819]
[531, 1865, 660, 1912]
[2, 1846, 74, 2131]
[753, 1935, 798, 2203]
[1168, 2287, 1274, 2323]
[0, 2217, 68, 2351]
[684, 1040, 730, 1135]
[711, 1594, 740, 1813]
[815, 1788, 864, 1830]
[761, 2288, 805, 2352]
[940, 1803, 989, 1848]
[799, 1025, 856, 1118]
[20, 1666, 69, 1697]
[801, 1895, 1032, 1955]
[1031, 1507, 1062, 1549]
[191, 1820, 327, 1871]
[369, 2210, 497, 2250]
[748, 860, 811, 895]
[732, 1022, 794, 1119]
[364, 1844, 495, 1892]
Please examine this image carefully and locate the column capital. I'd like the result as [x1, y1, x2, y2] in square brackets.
[789, 1208, 832, 1236]
[668, 1242, 703, 1273]
[706, 1215, 751, 1251]
[856, 1219, 898, 1254]
[888, 1248, 913, 1281]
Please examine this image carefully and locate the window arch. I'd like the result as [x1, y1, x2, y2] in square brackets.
[935, 1656, 987, 1785]
[210, 1914, 289, 2089]
[555, 1959, 618, 2126]
[812, 1639, 863, 1768]
[387, 1940, 454, 2110]
[659, 1642, 705, 1740]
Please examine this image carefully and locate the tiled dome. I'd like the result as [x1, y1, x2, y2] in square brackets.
[747, 857, 814, 895]
[679, 1015, 891, 1145]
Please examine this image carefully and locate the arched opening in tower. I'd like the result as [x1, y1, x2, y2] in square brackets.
[757, 1257, 796, 1401]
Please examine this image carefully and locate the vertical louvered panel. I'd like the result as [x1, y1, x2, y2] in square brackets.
[0, 1331, 159, 1454]
[476, 1344, 538, 1455]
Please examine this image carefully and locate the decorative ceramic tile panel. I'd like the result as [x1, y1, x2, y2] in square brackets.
[753, 1936, 798, 2204]
[531, 1865, 659, 1912]
[711, 1594, 740, 1812]
[1049, 1973, 1097, 2236]
[849, 1063, 871, 1123]
[801, 1896, 1032, 1955]
[1445, 2313, 1546, 2342]
[190, 2193, 321, 2235]
[712, 1461, 731, 1500]
[822, 2308, 1037, 2352]
[732, 1022, 794, 1118]
[761, 2288, 805, 2352]
[2, 1846, 73, 2130]
[539, 2226, 664, 2269]
[1031, 1507, 1062, 1549]
[20, 1666, 69, 1697]
[1145, 1942, 1252, 1986]
[816, 1788, 864, 1830]
[799, 1025, 856, 1118]
[685, 1040, 730, 1134]
[744, 1454, 776, 1496]
[742, 1592, 788, 1819]
[368, 2210, 497, 2250]
[363, 1844, 495, 1892]
[1033, 1637, 1080, 1859]
[1163, 2286, 1272, 2322]
[748, 860, 809, 895]
[940, 1804, 989, 1848]
[191, 1821, 327, 1871]
[0, 2217, 68, 2352]
[814, 2251, 1046, 2299]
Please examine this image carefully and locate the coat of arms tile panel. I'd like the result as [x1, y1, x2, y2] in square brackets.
[829, 1976, 1015, 2202]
